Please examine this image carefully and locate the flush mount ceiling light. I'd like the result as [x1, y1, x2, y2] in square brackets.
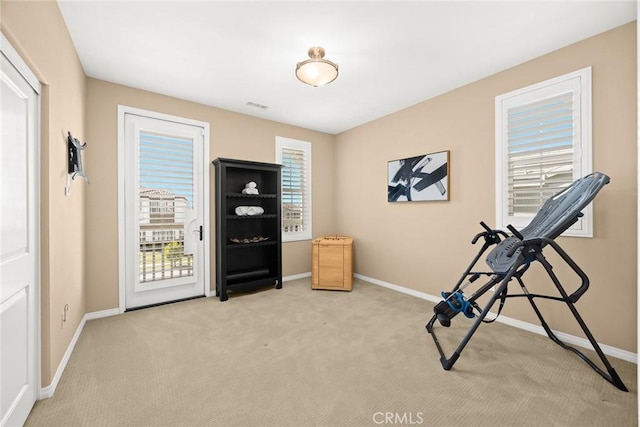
[295, 46, 338, 87]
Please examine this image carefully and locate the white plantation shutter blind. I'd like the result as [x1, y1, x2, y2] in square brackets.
[507, 92, 575, 215]
[139, 131, 194, 208]
[496, 67, 592, 236]
[138, 130, 195, 282]
[281, 148, 308, 230]
[276, 137, 312, 241]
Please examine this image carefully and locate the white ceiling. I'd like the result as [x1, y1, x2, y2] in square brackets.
[57, 1, 636, 135]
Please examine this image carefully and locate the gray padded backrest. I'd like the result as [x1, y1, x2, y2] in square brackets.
[486, 172, 610, 274]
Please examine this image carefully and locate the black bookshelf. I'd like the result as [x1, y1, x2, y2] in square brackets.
[213, 158, 282, 301]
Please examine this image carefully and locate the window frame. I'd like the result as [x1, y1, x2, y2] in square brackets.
[495, 67, 593, 237]
[275, 136, 312, 242]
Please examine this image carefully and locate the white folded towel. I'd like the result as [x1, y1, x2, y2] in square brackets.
[247, 206, 264, 216]
[245, 181, 257, 189]
[242, 188, 259, 195]
[235, 206, 263, 216]
[235, 206, 249, 216]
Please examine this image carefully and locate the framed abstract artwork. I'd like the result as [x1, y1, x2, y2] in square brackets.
[387, 150, 450, 202]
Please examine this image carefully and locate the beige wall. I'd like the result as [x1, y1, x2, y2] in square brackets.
[84, 79, 336, 312]
[2, 0, 87, 385]
[335, 22, 637, 352]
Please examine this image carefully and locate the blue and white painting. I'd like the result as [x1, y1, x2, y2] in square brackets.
[387, 150, 449, 202]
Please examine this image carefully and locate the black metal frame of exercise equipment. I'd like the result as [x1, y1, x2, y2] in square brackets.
[425, 172, 628, 391]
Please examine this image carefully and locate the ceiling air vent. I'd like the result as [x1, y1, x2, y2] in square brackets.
[246, 101, 268, 110]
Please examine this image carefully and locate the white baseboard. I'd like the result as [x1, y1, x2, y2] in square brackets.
[39, 308, 120, 399]
[283, 272, 312, 282]
[84, 307, 121, 321]
[354, 273, 637, 364]
[38, 315, 86, 399]
[495, 314, 637, 363]
[355, 273, 442, 304]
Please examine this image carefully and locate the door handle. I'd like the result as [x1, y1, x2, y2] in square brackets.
[193, 225, 203, 241]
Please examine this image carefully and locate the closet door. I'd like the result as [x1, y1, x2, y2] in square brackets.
[1, 35, 40, 427]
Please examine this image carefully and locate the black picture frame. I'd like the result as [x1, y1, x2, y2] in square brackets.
[387, 150, 450, 202]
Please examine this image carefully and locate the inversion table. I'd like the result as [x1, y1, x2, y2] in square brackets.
[426, 172, 627, 391]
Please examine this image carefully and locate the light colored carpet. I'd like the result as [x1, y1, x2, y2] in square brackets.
[26, 278, 636, 427]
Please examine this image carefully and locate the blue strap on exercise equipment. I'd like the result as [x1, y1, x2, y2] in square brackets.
[441, 291, 474, 319]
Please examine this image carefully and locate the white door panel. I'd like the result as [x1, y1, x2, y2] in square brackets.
[1, 290, 29, 419]
[122, 111, 207, 309]
[1, 36, 39, 427]
[0, 76, 28, 263]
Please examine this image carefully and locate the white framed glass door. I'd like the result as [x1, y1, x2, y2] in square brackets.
[121, 108, 209, 309]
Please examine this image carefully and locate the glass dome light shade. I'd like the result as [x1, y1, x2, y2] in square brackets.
[295, 47, 338, 87]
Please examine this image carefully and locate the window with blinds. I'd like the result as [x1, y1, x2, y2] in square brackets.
[507, 92, 575, 215]
[276, 137, 312, 241]
[138, 130, 195, 282]
[496, 67, 592, 236]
